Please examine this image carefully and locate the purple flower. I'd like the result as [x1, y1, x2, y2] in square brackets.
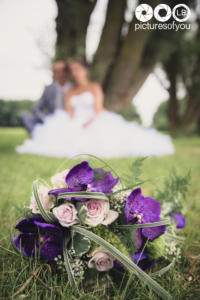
[48, 161, 94, 201]
[14, 216, 63, 261]
[65, 161, 94, 189]
[169, 213, 186, 229]
[89, 168, 119, 194]
[134, 251, 154, 270]
[48, 162, 119, 201]
[125, 188, 166, 241]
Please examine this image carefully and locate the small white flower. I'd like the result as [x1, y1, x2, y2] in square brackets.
[51, 169, 69, 188]
[30, 185, 53, 214]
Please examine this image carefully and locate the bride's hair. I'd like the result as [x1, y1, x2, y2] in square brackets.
[68, 57, 89, 69]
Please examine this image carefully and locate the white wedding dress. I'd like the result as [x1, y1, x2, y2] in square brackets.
[16, 92, 174, 158]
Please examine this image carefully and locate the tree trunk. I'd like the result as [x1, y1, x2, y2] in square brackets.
[55, 0, 96, 60]
[197, 115, 200, 134]
[103, 0, 160, 111]
[180, 18, 200, 133]
[91, 0, 127, 83]
[182, 100, 200, 133]
[162, 52, 180, 134]
[122, 66, 154, 108]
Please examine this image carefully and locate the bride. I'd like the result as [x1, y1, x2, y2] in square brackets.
[16, 59, 174, 158]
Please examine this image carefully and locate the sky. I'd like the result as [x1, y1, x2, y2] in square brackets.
[0, 0, 171, 126]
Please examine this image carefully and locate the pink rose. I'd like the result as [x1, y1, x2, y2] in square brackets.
[84, 199, 119, 227]
[88, 247, 115, 271]
[30, 185, 53, 214]
[52, 203, 79, 227]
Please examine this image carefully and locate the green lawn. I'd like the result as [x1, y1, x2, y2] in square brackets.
[0, 127, 200, 299]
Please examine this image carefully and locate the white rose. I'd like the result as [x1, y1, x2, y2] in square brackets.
[88, 247, 115, 271]
[30, 185, 53, 214]
[50, 169, 69, 188]
[83, 199, 119, 227]
[52, 203, 79, 227]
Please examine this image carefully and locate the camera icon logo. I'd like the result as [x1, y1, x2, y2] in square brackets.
[154, 4, 172, 22]
[135, 3, 190, 23]
[135, 4, 153, 22]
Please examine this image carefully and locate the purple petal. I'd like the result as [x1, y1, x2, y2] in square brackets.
[48, 186, 84, 197]
[141, 198, 165, 240]
[169, 213, 186, 229]
[15, 216, 45, 233]
[48, 186, 88, 202]
[134, 251, 147, 263]
[89, 168, 119, 194]
[114, 260, 123, 270]
[34, 221, 63, 241]
[65, 161, 94, 188]
[14, 233, 37, 257]
[125, 188, 144, 224]
[14, 217, 63, 261]
[142, 224, 166, 241]
[134, 251, 154, 270]
[39, 242, 63, 261]
[142, 197, 161, 221]
[48, 187, 72, 196]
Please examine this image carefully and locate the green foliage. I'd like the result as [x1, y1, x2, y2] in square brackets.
[91, 225, 129, 258]
[0, 99, 34, 127]
[153, 101, 169, 132]
[119, 104, 141, 123]
[154, 169, 191, 213]
[76, 202, 88, 223]
[122, 157, 147, 186]
[73, 226, 172, 300]
[153, 99, 198, 133]
[70, 232, 91, 257]
[147, 236, 166, 260]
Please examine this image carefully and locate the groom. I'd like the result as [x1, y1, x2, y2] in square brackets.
[21, 60, 72, 133]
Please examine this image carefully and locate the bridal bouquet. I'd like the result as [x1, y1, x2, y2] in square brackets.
[11, 157, 187, 300]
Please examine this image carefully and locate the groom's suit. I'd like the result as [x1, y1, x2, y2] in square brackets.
[21, 81, 72, 133]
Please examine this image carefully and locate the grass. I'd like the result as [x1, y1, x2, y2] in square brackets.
[0, 127, 200, 299]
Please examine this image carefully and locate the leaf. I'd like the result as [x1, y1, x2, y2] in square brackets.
[71, 232, 91, 256]
[165, 233, 185, 243]
[32, 180, 56, 224]
[112, 220, 171, 229]
[110, 180, 147, 195]
[63, 235, 77, 289]
[76, 202, 88, 223]
[152, 259, 175, 278]
[122, 157, 147, 186]
[57, 191, 109, 201]
[23, 207, 34, 219]
[72, 225, 172, 300]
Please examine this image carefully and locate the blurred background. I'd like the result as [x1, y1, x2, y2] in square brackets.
[0, 0, 200, 135]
